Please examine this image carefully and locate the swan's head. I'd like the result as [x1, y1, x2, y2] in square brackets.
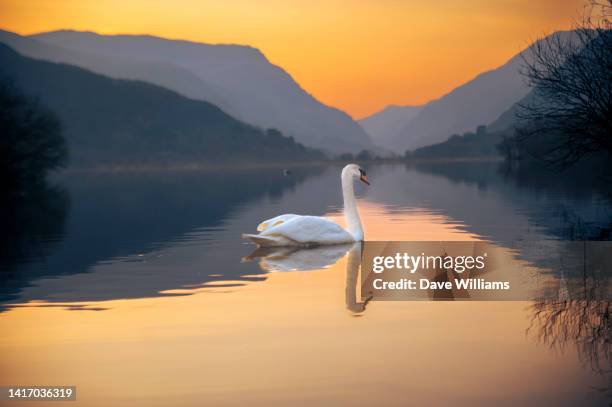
[342, 163, 370, 185]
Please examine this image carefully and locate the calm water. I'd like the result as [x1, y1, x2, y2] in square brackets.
[1, 162, 610, 406]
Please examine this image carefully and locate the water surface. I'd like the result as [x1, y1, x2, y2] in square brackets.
[1, 162, 610, 406]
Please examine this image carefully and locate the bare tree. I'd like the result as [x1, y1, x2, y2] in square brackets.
[517, 1, 611, 168]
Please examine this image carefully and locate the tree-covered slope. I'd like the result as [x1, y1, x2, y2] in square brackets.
[0, 44, 323, 166]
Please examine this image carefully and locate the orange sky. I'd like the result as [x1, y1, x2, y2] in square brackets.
[0, 0, 585, 118]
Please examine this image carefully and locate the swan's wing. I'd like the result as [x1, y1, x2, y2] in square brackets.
[257, 214, 300, 232]
[260, 215, 354, 244]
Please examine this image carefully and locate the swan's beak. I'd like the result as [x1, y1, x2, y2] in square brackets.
[360, 175, 370, 185]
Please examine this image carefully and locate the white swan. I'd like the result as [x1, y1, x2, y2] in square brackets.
[242, 164, 369, 247]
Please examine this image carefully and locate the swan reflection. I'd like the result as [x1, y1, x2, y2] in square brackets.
[242, 243, 353, 272]
[243, 242, 370, 314]
[345, 242, 371, 315]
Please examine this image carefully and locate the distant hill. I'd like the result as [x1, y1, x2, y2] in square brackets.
[358, 105, 423, 150]
[0, 44, 323, 166]
[26, 30, 372, 153]
[413, 86, 543, 159]
[410, 126, 502, 159]
[391, 31, 576, 152]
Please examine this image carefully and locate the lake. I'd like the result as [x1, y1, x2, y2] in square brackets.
[1, 161, 610, 406]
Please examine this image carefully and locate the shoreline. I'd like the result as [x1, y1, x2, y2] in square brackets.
[55, 156, 504, 174]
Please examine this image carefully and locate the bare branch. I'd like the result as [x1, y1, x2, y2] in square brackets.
[512, 2, 612, 169]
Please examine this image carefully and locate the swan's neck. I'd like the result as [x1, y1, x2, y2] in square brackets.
[342, 173, 364, 241]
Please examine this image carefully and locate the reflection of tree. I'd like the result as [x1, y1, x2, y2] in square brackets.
[528, 241, 611, 397]
[0, 182, 69, 303]
[528, 299, 610, 374]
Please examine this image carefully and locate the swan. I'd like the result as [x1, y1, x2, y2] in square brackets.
[242, 164, 369, 247]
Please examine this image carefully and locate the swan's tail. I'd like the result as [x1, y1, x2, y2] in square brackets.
[241, 233, 284, 247]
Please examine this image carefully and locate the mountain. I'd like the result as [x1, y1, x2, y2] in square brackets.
[406, 90, 536, 160]
[488, 89, 537, 133]
[26, 30, 372, 153]
[0, 44, 323, 166]
[358, 105, 423, 150]
[392, 31, 576, 152]
[0, 29, 231, 112]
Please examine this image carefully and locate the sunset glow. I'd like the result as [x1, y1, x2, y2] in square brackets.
[0, 0, 585, 117]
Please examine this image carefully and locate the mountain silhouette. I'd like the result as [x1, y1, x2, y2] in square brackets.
[0, 29, 231, 112]
[373, 31, 576, 152]
[27, 30, 373, 153]
[0, 43, 323, 166]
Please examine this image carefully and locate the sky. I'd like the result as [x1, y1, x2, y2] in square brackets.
[0, 0, 586, 118]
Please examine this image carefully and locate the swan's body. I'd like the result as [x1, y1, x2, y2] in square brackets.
[242, 164, 369, 247]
